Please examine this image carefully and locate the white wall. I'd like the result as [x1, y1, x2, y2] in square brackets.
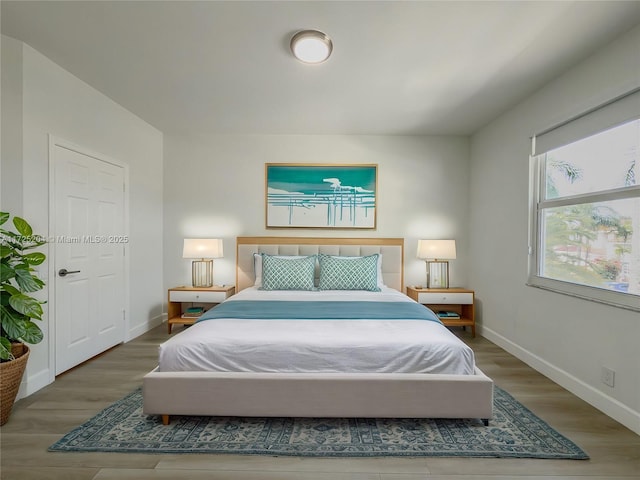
[163, 134, 470, 292]
[1, 35, 23, 213]
[1, 38, 165, 396]
[469, 25, 640, 434]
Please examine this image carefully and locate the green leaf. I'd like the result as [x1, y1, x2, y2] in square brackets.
[14, 268, 43, 292]
[0, 337, 12, 360]
[0, 290, 10, 306]
[0, 261, 15, 282]
[0, 305, 27, 339]
[0, 212, 9, 226]
[8, 294, 43, 320]
[31, 276, 45, 290]
[1, 284, 20, 296]
[21, 321, 44, 344]
[13, 216, 33, 237]
[0, 245, 13, 259]
[23, 252, 46, 265]
[0, 230, 20, 239]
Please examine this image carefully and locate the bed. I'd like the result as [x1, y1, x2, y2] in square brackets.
[143, 237, 494, 425]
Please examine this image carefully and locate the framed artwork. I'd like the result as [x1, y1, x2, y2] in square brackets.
[265, 163, 377, 229]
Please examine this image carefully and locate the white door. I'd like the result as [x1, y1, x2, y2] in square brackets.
[53, 143, 126, 375]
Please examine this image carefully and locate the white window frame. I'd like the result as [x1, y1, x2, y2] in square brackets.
[527, 91, 640, 312]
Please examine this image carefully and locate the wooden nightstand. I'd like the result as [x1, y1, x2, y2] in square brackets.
[406, 287, 475, 337]
[167, 285, 235, 334]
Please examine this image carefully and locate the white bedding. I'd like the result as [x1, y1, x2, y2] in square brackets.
[158, 287, 476, 375]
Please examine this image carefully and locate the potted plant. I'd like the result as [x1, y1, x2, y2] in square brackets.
[0, 211, 46, 425]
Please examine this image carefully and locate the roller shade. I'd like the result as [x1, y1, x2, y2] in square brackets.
[532, 88, 640, 156]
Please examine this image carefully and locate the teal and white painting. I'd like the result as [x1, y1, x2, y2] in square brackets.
[266, 164, 377, 229]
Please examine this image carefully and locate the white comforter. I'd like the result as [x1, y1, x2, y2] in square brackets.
[158, 287, 475, 375]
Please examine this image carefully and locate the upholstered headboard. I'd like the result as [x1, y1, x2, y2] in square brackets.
[236, 237, 404, 292]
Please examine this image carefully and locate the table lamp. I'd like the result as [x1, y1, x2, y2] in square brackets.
[182, 238, 223, 287]
[417, 239, 456, 289]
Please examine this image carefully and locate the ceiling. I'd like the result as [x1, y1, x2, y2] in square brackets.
[2, 1, 640, 135]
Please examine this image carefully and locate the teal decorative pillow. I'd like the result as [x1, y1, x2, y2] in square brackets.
[261, 254, 316, 291]
[254, 253, 307, 287]
[318, 254, 381, 291]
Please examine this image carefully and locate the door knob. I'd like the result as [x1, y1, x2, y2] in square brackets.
[58, 268, 81, 277]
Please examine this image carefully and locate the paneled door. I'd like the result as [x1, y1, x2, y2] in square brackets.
[52, 141, 126, 375]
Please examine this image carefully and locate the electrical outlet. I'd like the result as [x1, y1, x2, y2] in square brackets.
[601, 367, 615, 387]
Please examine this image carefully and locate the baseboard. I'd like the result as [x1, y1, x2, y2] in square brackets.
[481, 326, 640, 435]
[18, 367, 53, 401]
[127, 313, 166, 341]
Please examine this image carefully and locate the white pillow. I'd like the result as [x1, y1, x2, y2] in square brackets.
[253, 253, 307, 287]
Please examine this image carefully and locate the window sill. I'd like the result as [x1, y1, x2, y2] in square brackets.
[527, 276, 640, 312]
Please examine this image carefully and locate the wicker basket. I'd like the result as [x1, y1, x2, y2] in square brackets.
[0, 343, 30, 426]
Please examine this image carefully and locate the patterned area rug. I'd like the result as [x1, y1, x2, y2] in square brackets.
[49, 386, 588, 459]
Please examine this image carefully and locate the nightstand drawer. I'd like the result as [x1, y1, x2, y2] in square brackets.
[169, 291, 227, 303]
[417, 292, 473, 304]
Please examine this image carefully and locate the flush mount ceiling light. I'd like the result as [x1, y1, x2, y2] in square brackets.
[290, 30, 333, 64]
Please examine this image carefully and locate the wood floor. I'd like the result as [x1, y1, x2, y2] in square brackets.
[1, 324, 638, 480]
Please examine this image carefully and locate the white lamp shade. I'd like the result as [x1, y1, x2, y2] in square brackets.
[417, 240, 456, 260]
[182, 238, 223, 259]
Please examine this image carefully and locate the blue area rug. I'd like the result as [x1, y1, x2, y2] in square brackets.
[48, 386, 588, 459]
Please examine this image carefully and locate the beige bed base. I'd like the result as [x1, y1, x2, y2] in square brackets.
[144, 237, 494, 425]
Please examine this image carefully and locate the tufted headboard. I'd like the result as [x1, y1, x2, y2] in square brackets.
[236, 237, 404, 293]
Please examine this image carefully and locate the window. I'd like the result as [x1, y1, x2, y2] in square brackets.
[529, 91, 640, 311]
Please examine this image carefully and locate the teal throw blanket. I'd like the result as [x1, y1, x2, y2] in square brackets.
[197, 300, 441, 323]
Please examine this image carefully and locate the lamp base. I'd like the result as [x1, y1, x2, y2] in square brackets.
[192, 259, 213, 288]
[426, 260, 450, 289]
